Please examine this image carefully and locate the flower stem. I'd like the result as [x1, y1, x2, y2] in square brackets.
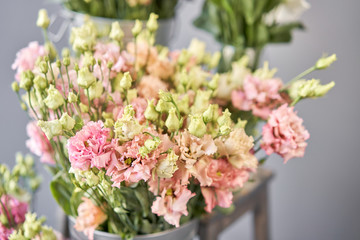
[285, 66, 316, 88]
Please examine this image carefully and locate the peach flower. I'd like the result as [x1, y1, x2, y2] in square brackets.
[261, 104, 310, 162]
[74, 197, 107, 240]
[138, 75, 168, 100]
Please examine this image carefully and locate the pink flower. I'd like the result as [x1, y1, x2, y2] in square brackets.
[68, 121, 115, 171]
[74, 197, 107, 240]
[261, 104, 310, 162]
[138, 75, 168, 100]
[26, 122, 55, 164]
[147, 58, 174, 80]
[0, 195, 28, 225]
[232, 75, 287, 119]
[151, 179, 195, 227]
[12, 41, 46, 81]
[127, 40, 158, 69]
[106, 133, 159, 186]
[0, 225, 14, 240]
[201, 187, 233, 213]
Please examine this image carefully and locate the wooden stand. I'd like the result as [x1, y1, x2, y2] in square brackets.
[198, 168, 274, 240]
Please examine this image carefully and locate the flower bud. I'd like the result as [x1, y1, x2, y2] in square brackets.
[23, 213, 42, 239]
[88, 81, 103, 100]
[156, 149, 179, 178]
[188, 114, 207, 138]
[144, 99, 159, 122]
[188, 38, 206, 63]
[192, 90, 212, 114]
[177, 49, 190, 66]
[159, 90, 173, 102]
[60, 112, 75, 131]
[37, 119, 62, 139]
[120, 72, 132, 90]
[110, 21, 124, 42]
[82, 52, 96, 68]
[44, 85, 64, 109]
[79, 103, 89, 113]
[144, 138, 161, 151]
[209, 51, 221, 69]
[208, 74, 219, 90]
[56, 59, 61, 69]
[165, 108, 180, 132]
[297, 79, 335, 99]
[219, 125, 231, 136]
[146, 13, 159, 33]
[45, 42, 57, 61]
[68, 92, 78, 103]
[20, 70, 34, 91]
[41, 226, 57, 240]
[107, 61, 114, 69]
[217, 109, 232, 127]
[34, 76, 47, 90]
[235, 118, 247, 129]
[203, 104, 218, 123]
[63, 57, 70, 67]
[176, 95, 190, 114]
[30, 177, 42, 191]
[155, 99, 172, 112]
[21, 102, 28, 111]
[132, 20, 142, 37]
[39, 61, 48, 74]
[104, 118, 114, 128]
[36, 9, 50, 29]
[77, 67, 96, 89]
[62, 48, 70, 58]
[315, 54, 337, 70]
[11, 81, 20, 93]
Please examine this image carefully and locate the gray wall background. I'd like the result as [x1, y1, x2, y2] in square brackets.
[1, 0, 360, 239]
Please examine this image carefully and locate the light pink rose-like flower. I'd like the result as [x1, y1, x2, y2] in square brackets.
[26, 121, 55, 164]
[106, 133, 159, 187]
[74, 197, 107, 240]
[12, 41, 46, 81]
[232, 75, 287, 119]
[68, 121, 115, 171]
[0, 195, 28, 225]
[151, 179, 195, 227]
[127, 40, 158, 69]
[138, 75, 168, 100]
[261, 104, 310, 163]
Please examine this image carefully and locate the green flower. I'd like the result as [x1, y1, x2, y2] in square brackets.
[44, 85, 64, 109]
[77, 67, 96, 89]
[146, 13, 159, 33]
[315, 54, 337, 70]
[37, 119, 62, 139]
[36, 9, 50, 29]
[89, 81, 104, 100]
[120, 72, 132, 90]
[188, 114, 207, 138]
[132, 20, 142, 37]
[33, 76, 47, 90]
[144, 99, 159, 122]
[60, 112, 75, 131]
[165, 108, 180, 132]
[110, 21, 124, 42]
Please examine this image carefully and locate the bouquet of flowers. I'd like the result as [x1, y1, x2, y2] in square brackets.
[10, 9, 335, 240]
[61, 0, 179, 20]
[194, 0, 310, 71]
[0, 153, 43, 239]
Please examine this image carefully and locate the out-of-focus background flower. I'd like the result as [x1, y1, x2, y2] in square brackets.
[1, 0, 359, 239]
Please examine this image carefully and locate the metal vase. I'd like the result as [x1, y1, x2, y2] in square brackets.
[49, 9, 175, 47]
[68, 217, 199, 240]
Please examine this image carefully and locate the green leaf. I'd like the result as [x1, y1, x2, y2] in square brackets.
[50, 176, 73, 215]
[70, 188, 84, 216]
[268, 22, 304, 43]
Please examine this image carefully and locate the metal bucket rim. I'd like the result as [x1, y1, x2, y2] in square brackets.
[69, 216, 199, 238]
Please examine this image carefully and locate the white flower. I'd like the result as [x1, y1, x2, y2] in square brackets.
[265, 0, 310, 24]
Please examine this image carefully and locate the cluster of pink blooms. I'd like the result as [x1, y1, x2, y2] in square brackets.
[261, 104, 310, 162]
[0, 195, 28, 240]
[231, 75, 289, 119]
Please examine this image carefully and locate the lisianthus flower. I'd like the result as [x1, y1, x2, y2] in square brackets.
[106, 133, 160, 186]
[261, 104, 310, 162]
[147, 57, 174, 80]
[201, 187, 233, 213]
[68, 121, 115, 171]
[74, 197, 107, 240]
[12, 41, 46, 81]
[26, 121, 55, 164]
[127, 40, 158, 69]
[114, 97, 148, 123]
[0, 225, 14, 240]
[232, 75, 287, 119]
[0, 195, 28, 225]
[215, 128, 258, 170]
[151, 179, 195, 227]
[138, 75, 168, 100]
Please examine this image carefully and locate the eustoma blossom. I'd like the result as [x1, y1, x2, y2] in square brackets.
[11, 9, 335, 240]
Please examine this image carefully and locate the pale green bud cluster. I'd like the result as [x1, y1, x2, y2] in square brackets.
[289, 79, 335, 100]
[146, 13, 159, 33]
[114, 105, 143, 141]
[217, 109, 232, 136]
[120, 72, 133, 90]
[203, 104, 219, 124]
[70, 22, 97, 53]
[132, 20, 143, 37]
[88, 81, 104, 100]
[20, 70, 34, 91]
[139, 137, 161, 157]
[60, 112, 76, 131]
[188, 114, 207, 138]
[38, 119, 62, 139]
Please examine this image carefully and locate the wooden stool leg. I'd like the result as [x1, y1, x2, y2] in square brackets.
[254, 187, 270, 240]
